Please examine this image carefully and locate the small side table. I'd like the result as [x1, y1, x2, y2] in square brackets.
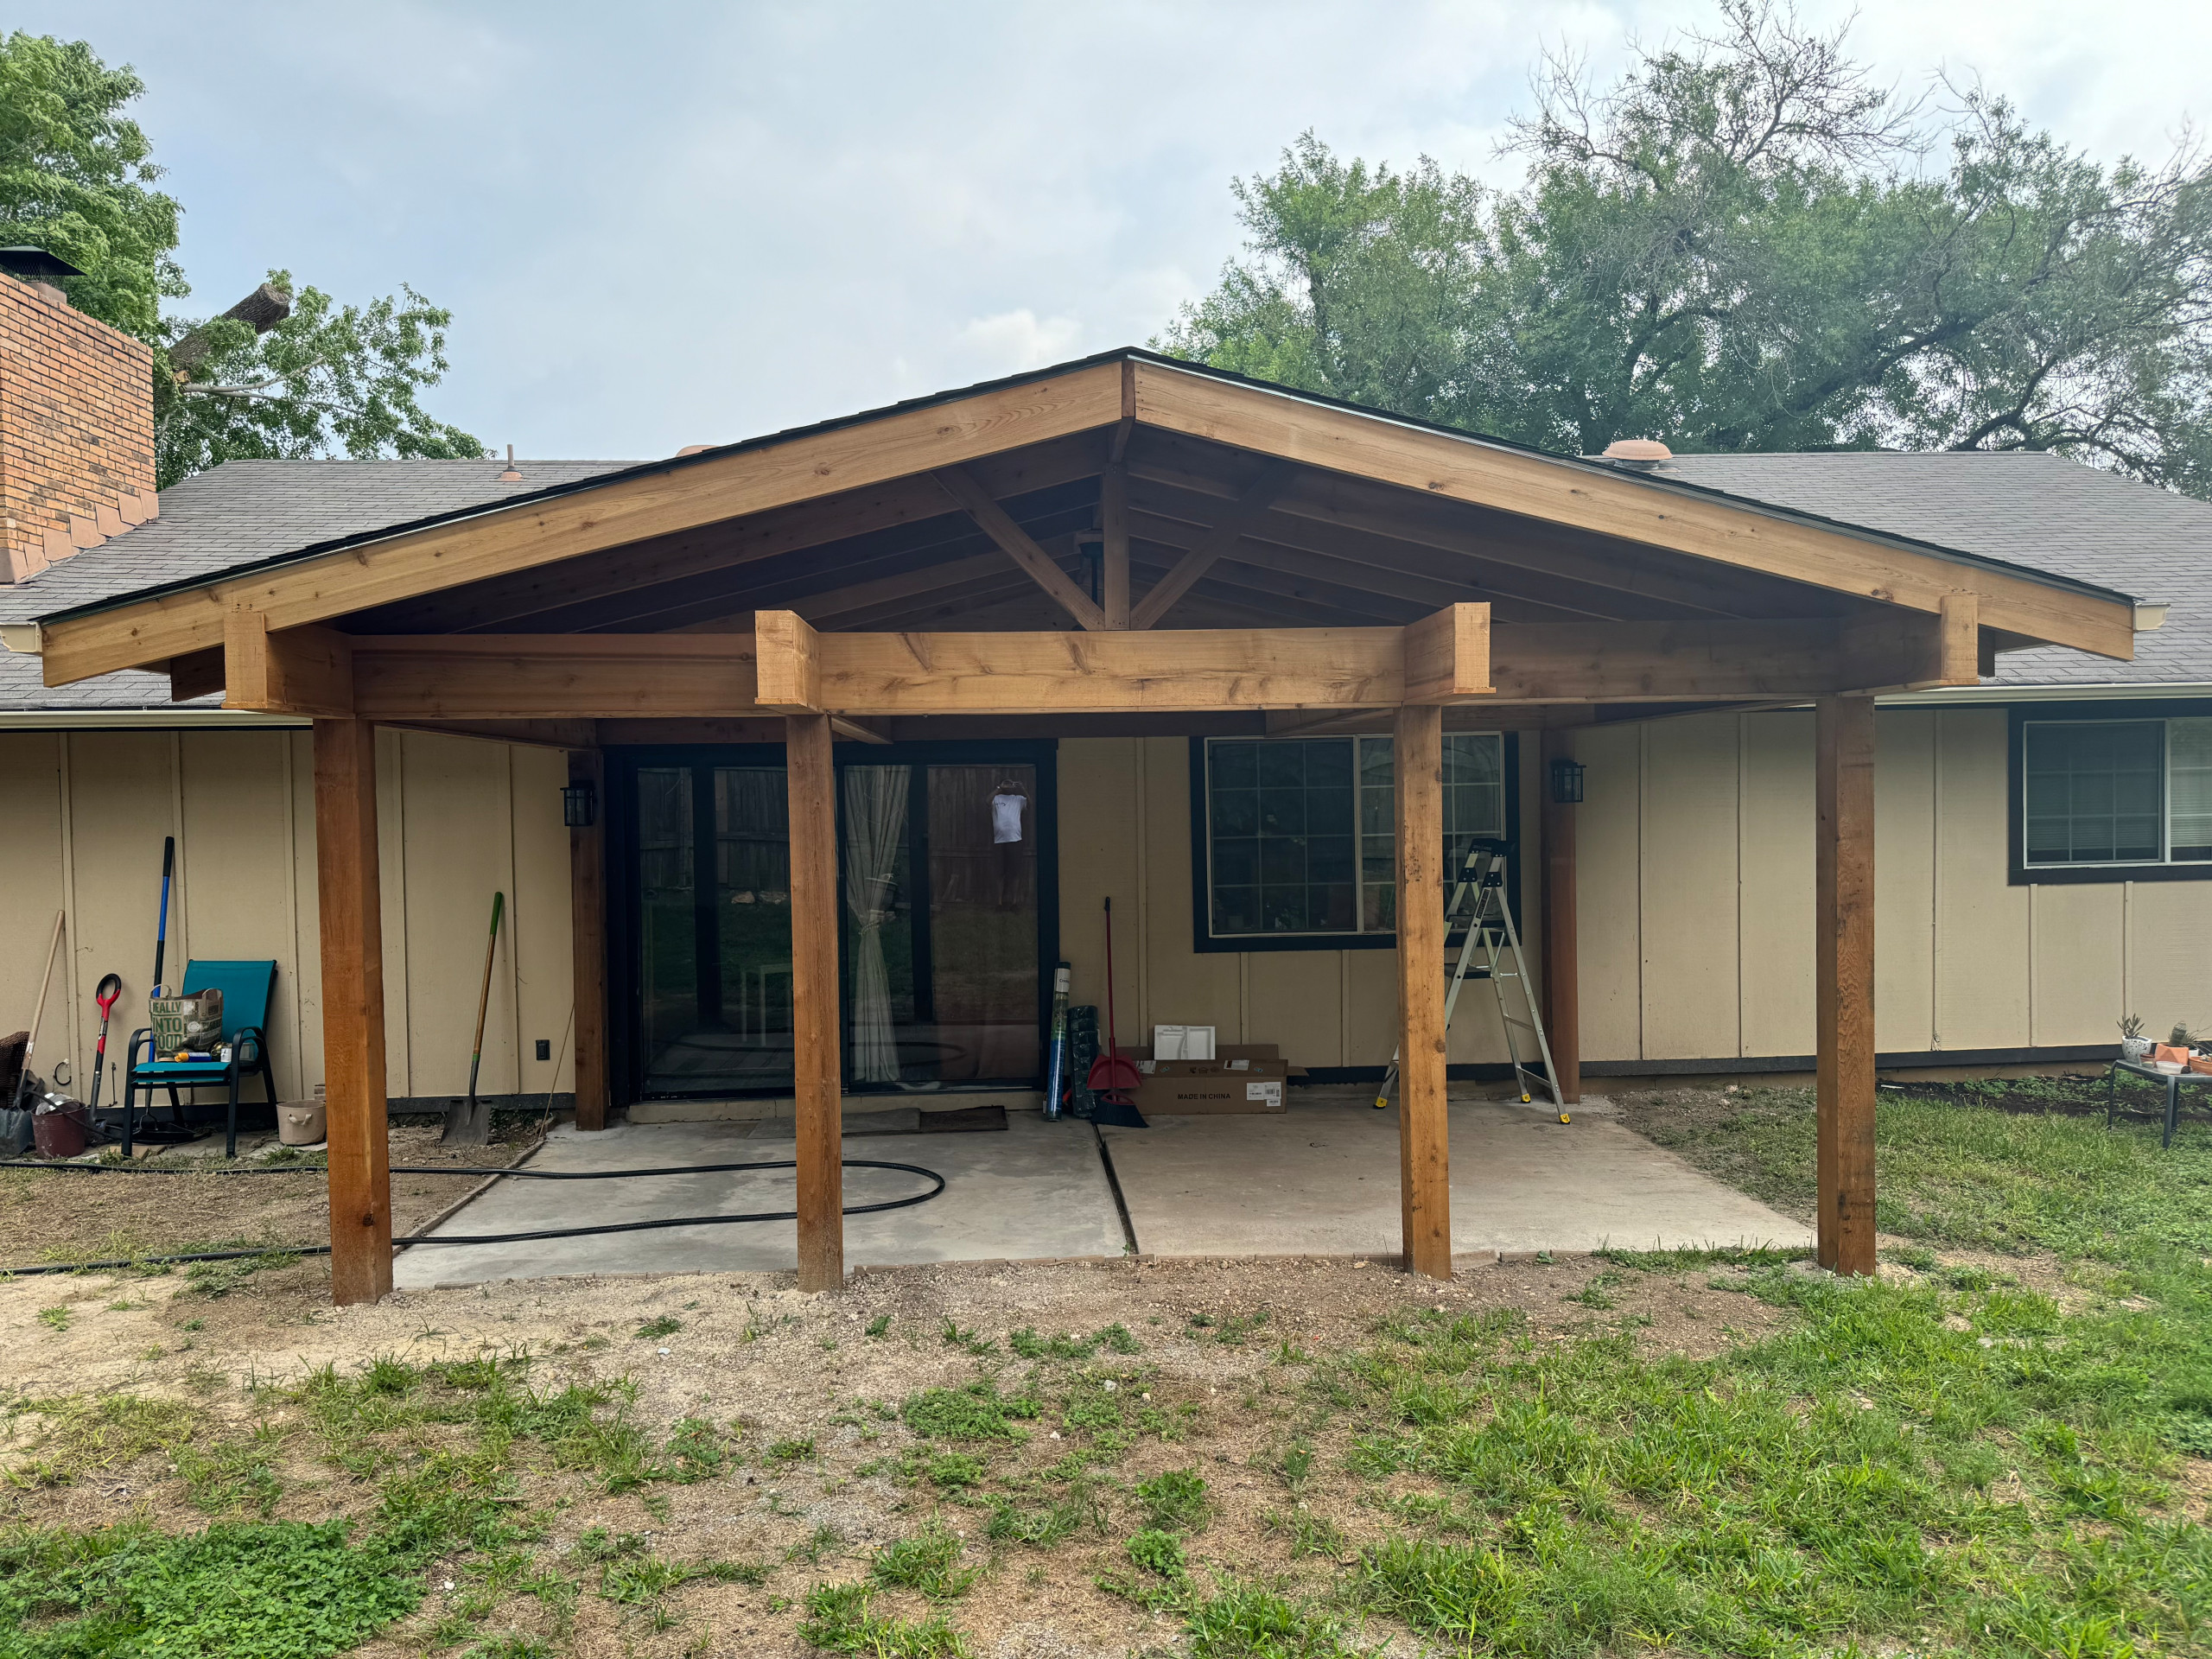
[2105, 1058, 2212, 1149]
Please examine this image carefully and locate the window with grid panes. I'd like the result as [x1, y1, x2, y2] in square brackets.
[2021, 716, 2212, 868]
[1203, 733, 1506, 941]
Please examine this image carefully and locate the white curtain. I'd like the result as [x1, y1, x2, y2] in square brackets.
[842, 766, 911, 1084]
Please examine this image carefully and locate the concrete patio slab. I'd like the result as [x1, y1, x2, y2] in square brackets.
[1100, 1095, 1809, 1259]
[392, 1111, 1126, 1288]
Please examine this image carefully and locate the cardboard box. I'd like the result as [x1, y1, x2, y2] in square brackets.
[1128, 1057, 1290, 1115]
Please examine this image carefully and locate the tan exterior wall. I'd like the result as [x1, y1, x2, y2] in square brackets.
[0, 728, 573, 1105]
[1056, 714, 2212, 1071]
[1055, 735, 1546, 1071]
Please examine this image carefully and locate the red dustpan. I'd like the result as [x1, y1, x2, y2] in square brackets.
[1087, 897, 1142, 1099]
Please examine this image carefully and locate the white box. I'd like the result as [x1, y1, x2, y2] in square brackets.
[1151, 1024, 1217, 1061]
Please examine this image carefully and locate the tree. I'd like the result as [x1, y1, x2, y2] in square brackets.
[0, 31, 480, 487]
[1160, 2, 2212, 497]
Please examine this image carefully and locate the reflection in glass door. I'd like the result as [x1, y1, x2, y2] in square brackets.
[628, 752, 1046, 1100]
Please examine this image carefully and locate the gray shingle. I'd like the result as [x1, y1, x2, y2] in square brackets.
[0, 457, 636, 626]
[0, 644, 215, 710]
[1655, 451, 2212, 686]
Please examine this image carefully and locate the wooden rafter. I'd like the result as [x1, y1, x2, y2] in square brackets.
[38, 362, 1125, 683]
[1128, 360, 2134, 657]
[932, 464, 1109, 631]
[1128, 460, 1300, 629]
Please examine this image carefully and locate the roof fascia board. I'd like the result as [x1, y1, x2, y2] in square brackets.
[0, 709, 307, 728]
[1129, 359, 2137, 660]
[1879, 681, 2212, 706]
[34, 360, 1128, 685]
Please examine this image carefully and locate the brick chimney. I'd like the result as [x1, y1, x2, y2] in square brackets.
[0, 270, 156, 584]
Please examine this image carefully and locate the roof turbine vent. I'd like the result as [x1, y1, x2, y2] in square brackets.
[1601, 437, 1673, 469]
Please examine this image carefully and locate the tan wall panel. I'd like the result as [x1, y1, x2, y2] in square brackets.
[1573, 722, 1643, 1060]
[1932, 709, 2030, 1050]
[1344, 948, 1398, 1068]
[180, 731, 302, 1096]
[397, 730, 519, 1098]
[1141, 736, 1241, 1044]
[1058, 739, 1144, 1049]
[287, 730, 325, 1096]
[0, 734, 69, 1067]
[1640, 715, 1740, 1060]
[2031, 881, 2126, 1046]
[64, 733, 178, 1090]
[374, 728, 411, 1091]
[1738, 711, 1813, 1055]
[2128, 881, 2212, 1041]
[1249, 950, 1344, 1067]
[508, 744, 575, 1101]
[1874, 711, 1936, 1052]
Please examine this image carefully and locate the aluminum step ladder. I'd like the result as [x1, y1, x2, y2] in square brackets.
[1373, 836, 1569, 1122]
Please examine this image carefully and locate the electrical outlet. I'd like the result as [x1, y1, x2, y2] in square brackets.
[535, 1039, 550, 1062]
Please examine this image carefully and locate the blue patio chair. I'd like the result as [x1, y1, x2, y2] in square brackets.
[124, 960, 279, 1160]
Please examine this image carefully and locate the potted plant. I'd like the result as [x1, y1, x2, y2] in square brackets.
[2119, 1014, 2152, 1064]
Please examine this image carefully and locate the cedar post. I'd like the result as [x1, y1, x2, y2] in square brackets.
[1099, 461, 1131, 629]
[569, 747, 610, 1130]
[1394, 702, 1451, 1279]
[1815, 694, 1877, 1274]
[786, 712, 843, 1290]
[1539, 729, 1581, 1105]
[313, 717, 392, 1304]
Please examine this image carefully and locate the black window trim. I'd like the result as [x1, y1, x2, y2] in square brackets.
[2008, 699, 2212, 886]
[1186, 732, 1522, 953]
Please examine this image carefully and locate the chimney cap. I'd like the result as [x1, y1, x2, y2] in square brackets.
[1601, 438, 1673, 463]
[0, 247, 86, 281]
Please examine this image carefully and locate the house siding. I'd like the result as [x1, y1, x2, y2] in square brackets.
[0, 727, 573, 1105]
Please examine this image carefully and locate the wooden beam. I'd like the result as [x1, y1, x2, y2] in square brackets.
[350, 635, 759, 721]
[787, 712, 842, 1292]
[378, 719, 597, 750]
[934, 464, 1109, 631]
[1539, 729, 1580, 1107]
[1131, 361, 2136, 658]
[313, 717, 391, 1305]
[168, 646, 224, 702]
[1815, 694, 1877, 1276]
[1404, 605, 1492, 703]
[1129, 460, 1299, 629]
[830, 716, 891, 745]
[224, 613, 354, 717]
[41, 361, 1125, 683]
[787, 619, 1483, 714]
[593, 717, 786, 746]
[1100, 461, 1131, 628]
[755, 610, 821, 712]
[569, 749, 609, 1131]
[1395, 701, 1451, 1280]
[1839, 592, 1982, 691]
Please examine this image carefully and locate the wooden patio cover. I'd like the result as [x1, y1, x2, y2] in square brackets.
[29, 350, 2142, 1304]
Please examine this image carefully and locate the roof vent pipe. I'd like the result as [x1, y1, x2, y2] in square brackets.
[1599, 438, 1673, 468]
[498, 444, 522, 482]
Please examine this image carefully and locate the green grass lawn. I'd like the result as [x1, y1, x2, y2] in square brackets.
[6, 1079, 2212, 1656]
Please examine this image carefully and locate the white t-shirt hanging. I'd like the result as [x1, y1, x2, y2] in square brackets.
[990, 791, 1027, 844]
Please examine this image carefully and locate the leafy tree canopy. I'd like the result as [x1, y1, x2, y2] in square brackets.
[0, 30, 480, 487]
[1161, 2, 2212, 497]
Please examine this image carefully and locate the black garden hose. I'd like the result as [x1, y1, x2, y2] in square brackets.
[0, 1156, 945, 1276]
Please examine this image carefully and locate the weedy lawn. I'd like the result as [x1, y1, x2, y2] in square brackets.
[2, 1077, 2209, 1657]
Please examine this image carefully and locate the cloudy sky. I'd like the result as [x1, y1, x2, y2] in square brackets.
[27, 1, 2212, 459]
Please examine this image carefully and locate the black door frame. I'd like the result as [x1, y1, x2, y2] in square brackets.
[606, 740, 1059, 1105]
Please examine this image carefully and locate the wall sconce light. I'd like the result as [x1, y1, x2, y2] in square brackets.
[562, 779, 598, 829]
[1548, 757, 1585, 805]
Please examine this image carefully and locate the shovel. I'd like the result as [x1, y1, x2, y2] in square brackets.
[84, 973, 122, 1126]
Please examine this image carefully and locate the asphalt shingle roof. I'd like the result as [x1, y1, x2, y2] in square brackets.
[2, 418, 2206, 713]
[0, 457, 636, 626]
[1653, 451, 2212, 687]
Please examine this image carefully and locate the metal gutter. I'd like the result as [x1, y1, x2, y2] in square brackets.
[0, 709, 307, 728]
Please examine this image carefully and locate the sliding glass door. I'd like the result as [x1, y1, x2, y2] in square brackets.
[620, 746, 1052, 1100]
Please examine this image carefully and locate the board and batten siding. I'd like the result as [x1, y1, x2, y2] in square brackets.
[0, 728, 574, 1106]
[1056, 713, 2212, 1073]
[1054, 735, 1548, 1071]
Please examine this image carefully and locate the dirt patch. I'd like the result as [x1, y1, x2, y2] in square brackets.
[0, 1243, 1802, 1658]
[0, 1122, 543, 1270]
